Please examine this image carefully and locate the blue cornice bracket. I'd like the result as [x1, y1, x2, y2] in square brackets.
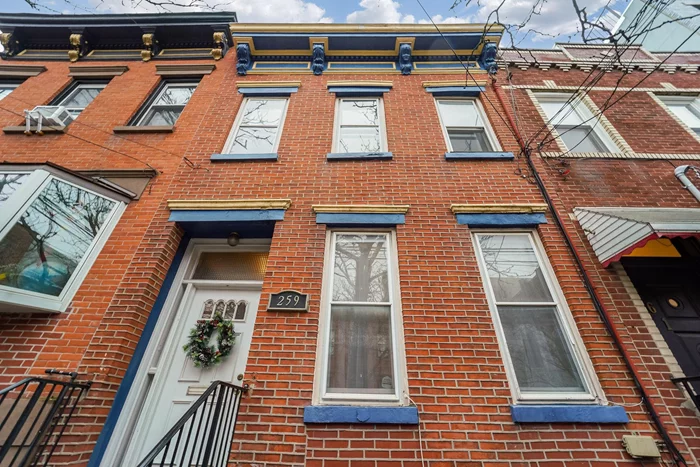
[236, 43, 251, 76]
[480, 41, 498, 75]
[399, 43, 412, 75]
[311, 43, 325, 75]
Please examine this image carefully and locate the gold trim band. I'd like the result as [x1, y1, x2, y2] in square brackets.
[168, 199, 292, 211]
[312, 205, 410, 214]
[450, 204, 548, 214]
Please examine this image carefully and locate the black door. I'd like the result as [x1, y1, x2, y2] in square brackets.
[623, 258, 700, 386]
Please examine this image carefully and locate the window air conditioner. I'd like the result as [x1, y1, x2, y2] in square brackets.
[24, 106, 74, 134]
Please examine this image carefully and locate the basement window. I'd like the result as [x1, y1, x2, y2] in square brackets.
[0, 168, 126, 313]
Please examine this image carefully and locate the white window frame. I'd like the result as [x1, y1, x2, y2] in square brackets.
[221, 97, 289, 154]
[331, 97, 388, 153]
[534, 92, 619, 153]
[472, 230, 605, 404]
[0, 169, 126, 313]
[434, 97, 501, 152]
[313, 229, 408, 406]
[135, 81, 199, 127]
[655, 94, 700, 140]
[0, 83, 19, 101]
[57, 82, 107, 117]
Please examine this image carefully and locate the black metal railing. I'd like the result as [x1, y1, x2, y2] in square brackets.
[0, 369, 92, 467]
[671, 375, 700, 412]
[137, 381, 247, 467]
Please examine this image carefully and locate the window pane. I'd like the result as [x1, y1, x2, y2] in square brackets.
[60, 87, 102, 111]
[340, 100, 379, 126]
[333, 234, 389, 302]
[155, 86, 196, 105]
[327, 304, 394, 394]
[557, 126, 606, 152]
[498, 305, 586, 393]
[338, 127, 381, 153]
[141, 108, 183, 126]
[438, 100, 483, 127]
[192, 252, 268, 281]
[0, 87, 15, 101]
[0, 173, 28, 207]
[448, 128, 492, 152]
[539, 100, 582, 126]
[667, 103, 700, 128]
[478, 234, 553, 303]
[241, 99, 286, 126]
[230, 126, 278, 154]
[0, 179, 115, 297]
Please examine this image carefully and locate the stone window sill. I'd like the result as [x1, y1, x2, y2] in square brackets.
[304, 405, 418, 425]
[510, 405, 628, 424]
[3, 125, 65, 134]
[445, 151, 515, 160]
[113, 125, 174, 134]
[327, 152, 392, 161]
[210, 153, 278, 162]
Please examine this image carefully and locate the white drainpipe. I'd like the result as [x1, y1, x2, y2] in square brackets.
[675, 165, 700, 203]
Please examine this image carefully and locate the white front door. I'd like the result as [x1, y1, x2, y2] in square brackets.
[132, 284, 260, 462]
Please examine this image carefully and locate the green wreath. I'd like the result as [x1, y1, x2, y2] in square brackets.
[183, 312, 236, 368]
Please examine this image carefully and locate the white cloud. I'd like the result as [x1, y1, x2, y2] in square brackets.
[346, 0, 411, 23]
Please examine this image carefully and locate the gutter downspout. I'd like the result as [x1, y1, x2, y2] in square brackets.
[675, 165, 700, 203]
[492, 80, 688, 466]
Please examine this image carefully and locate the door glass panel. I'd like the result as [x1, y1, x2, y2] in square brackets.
[192, 252, 269, 281]
[0, 173, 29, 207]
[332, 234, 389, 302]
[0, 178, 116, 296]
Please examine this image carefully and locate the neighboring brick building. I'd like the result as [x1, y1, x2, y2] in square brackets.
[0, 12, 699, 467]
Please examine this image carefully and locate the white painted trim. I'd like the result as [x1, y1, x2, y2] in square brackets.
[651, 93, 700, 145]
[331, 97, 388, 153]
[433, 97, 502, 152]
[100, 238, 270, 467]
[220, 96, 290, 154]
[472, 230, 606, 404]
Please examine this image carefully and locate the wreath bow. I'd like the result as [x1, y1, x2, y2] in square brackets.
[183, 311, 236, 368]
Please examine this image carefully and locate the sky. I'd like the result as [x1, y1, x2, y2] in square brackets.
[6, 0, 631, 48]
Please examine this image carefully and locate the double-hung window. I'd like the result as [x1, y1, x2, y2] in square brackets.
[223, 98, 289, 154]
[317, 231, 405, 404]
[135, 81, 199, 126]
[0, 169, 125, 312]
[657, 95, 700, 137]
[435, 98, 499, 152]
[54, 81, 107, 118]
[473, 231, 601, 403]
[333, 98, 387, 153]
[0, 83, 18, 101]
[536, 93, 618, 153]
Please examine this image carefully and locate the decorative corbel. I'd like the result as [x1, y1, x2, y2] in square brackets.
[236, 43, 251, 75]
[141, 32, 160, 62]
[68, 33, 87, 62]
[211, 31, 229, 61]
[398, 43, 413, 75]
[311, 43, 325, 76]
[481, 41, 498, 75]
[0, 31, 22, 59]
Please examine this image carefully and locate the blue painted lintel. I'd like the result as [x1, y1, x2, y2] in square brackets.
[425, 86, 484, 97]
[210, 153, 278, 162]
[316, 212, 405, 225]
[328, 86, 391, 97]
[169, 209, 286, 223]
[238, 87, 298, 96]
[510, 405, 629, 424]
[304, 405, 418, 425]
[445, 151, 514, 161]
[327, 151, 392, 161]
[456, 212, 546, 227]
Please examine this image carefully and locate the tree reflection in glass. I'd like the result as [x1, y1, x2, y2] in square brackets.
[0, 173, 28, 207]
[337, 99, 382, 153]
[229, 99, 286, 154]
[140, 84, 197, 126]
[0, 179, 116, 296]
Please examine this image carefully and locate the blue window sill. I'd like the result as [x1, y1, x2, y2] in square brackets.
[327, 152, 392, 161]
[210, 153, 278, 162]
[304, 405, 418, 425]
[445, 151, 514, 160]
[510, 405, 628, 424]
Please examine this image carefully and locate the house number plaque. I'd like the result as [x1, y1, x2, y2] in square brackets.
[268, 290, 309, 311]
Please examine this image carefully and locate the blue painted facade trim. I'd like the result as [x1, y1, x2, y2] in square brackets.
[88, 235, 191, 467]
[327, 151, 392, 161]
[253, 62, 309, 69]
[327, 86, 391, 97]
[168, 209, 286, 223]
[329, 63, 395, 69]
[316, 212, 405, 225]
[238, 87, 298, 96]
[456, 213, 547, 227]
[304, 406, 419, 424]
[445, 151, 515, 160]
[424, 86, 485, 97]
[210, 153, 278, 162]
[510, 405, 629, 424]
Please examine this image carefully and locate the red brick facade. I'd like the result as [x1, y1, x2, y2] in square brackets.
[1, 22, 699, 467]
